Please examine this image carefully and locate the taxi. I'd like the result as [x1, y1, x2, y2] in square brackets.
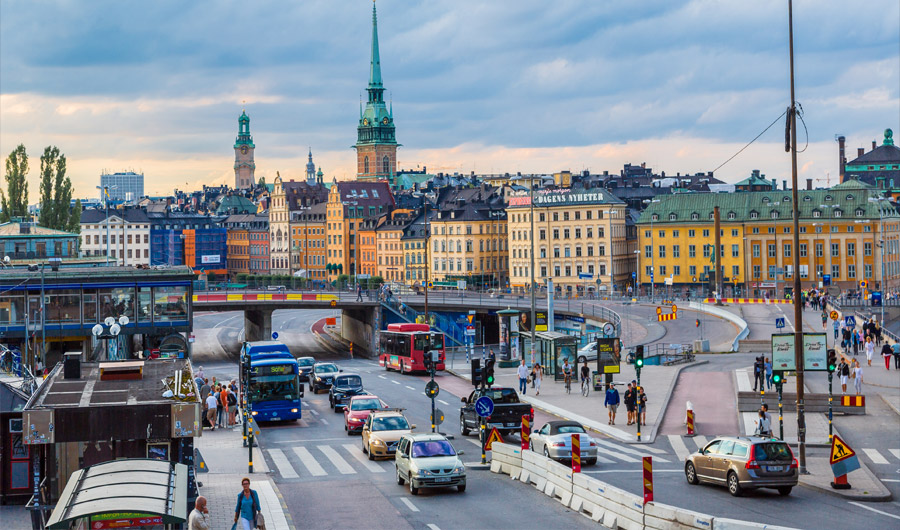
[361, 409, 414, 460]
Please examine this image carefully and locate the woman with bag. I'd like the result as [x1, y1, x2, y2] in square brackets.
[533, 363, 542, 396]
[234, 477, 262, 530]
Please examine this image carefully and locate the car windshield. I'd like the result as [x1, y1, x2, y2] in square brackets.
[754, 443, 792, 461]
[335, 376, 362, 387]
[316, 364, 338, 374]
[372, 416, 409, 431]
[411, 440, 457, 458]
[297, 358, 315, 366]
[556, 425, 586, 434]
[351, 399, 382, 411]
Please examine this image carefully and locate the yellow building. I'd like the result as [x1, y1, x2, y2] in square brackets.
[430, 205, 508, 290]
[291, 202, 327, 282]
[325, 180, 394, 280]
[507, 189, 628, 295]
[377, 211, 415, 283]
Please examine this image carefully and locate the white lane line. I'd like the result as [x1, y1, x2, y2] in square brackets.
[847, 501, 900, 521]
[426, 525, 440, 530]
[735, 369, 752, 392]
[594, 455, 616, 464]
[862, 448, 890, 465]
[292, 446, 326, 476]
[467, 439, 482, 447]
[274, 437, 355, 443]
[585, 469, 683, 474]
[318, 445, 356, 474]
[592, 439, 670, 462]
[266, 449, 299, 479]
[391, 380, 401, 385]
[667, 435, 690, 462]
[692, 436, 709, 450]
[405, 385, 416, 390]
[320, 417, 329, 425]
[599, 450, 639, 463]
[889, 449, 900, 460]
[636, 445, 669, 455]
[399, 498, 420, 513]
[342, 444, 385, 473]
[438, 399, 449, 406]
[379, 375, 387, 379]
[310, 409, 320, 416]
[882, 479, 900, 483]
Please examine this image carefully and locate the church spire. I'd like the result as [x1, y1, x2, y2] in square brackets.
[369, 1, 383, 89]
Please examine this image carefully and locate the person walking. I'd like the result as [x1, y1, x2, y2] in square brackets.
[764, 357, 773, 390]
[832, 319, 840, 342]
[865, 336, 875, 367]
[624, 383, 636, 426]
[638, 387, 648, 425]
[228, 384, 239, 426]
[851, 330, 860, 356]
[755, 409, 772, 437]
[533, 363, 542, 395]
[234, 477, 262, 530]
[604, 383, 620, 425]
[852, 359, 864, 395]
[516, 359, 529, 395]
[821, 312, 827, 330]
[838, 358, 850, 394]
[205, 391, 218, 431]
[188, 496, 210, 530]
[892, 342, 900, 370]
[219, 385, 231, 427]
[881, 342, 892, 370]
[752, 356, 764, 392]
[356, 284, 363, 302]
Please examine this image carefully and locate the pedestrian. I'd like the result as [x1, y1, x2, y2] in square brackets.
[638, 387, 647, 425]
[533, 363, 542, 395]
[852, 359, 864, 395]
[833, 319, 840, 342]
[188, 496, 210, 530]
[764, 357, 773, 390]
[881, 343, 892, 370]
[865, 336, 875, 366]
[838, 358, 850, 394]
[755, 409, 772, 437]
[234, 477, 262, 530]
[892, 342, 900, 370]
[624, 383, 636, 426]
[219, 385, 230, 427]
[200, 378, 211, 402]
[356, 284, 363, 302]
[516, 359, 528, 395]
[851, 330, 860, 356]
[205, 391, 218, 431]
[228, 382, 239, 425]
[604, 383, 620, 425]
[761, 403, 773, 428]
[752, 356, 764, 392]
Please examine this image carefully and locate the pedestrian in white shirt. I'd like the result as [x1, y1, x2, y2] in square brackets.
[205, 394, 218, 431]
[517, 360, 529, 395]
[188, 496, 210, 530]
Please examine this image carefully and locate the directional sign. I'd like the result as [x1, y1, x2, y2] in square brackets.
[844, 315, 856, 328]
[465, 325, 476, 336]
[425, 381, 440, 398]
[431, 408, 445, 426]
[271, 331, 279, 340]
[775, 317, 785, 329]
[830, 311, 839, 321]
[475, 396, 495, 417]
[578, 273, 593, 280]
[632, 272, 637, 279]
[484, 426, 503, 451]
[830, 434, 857, 465]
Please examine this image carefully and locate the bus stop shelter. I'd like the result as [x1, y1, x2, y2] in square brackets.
[533, 331, 578, 381]
[45, 459, 187, 529]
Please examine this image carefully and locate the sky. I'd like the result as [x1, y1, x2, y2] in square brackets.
[1, 0, 898, 201]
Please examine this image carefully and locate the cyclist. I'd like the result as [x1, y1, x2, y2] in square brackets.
[562, 359, 572, 393]
[580, 361, 591, 395]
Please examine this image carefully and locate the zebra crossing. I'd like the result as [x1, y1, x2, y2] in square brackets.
[666, 434, 711, 462]
[860, 447, 900, 467]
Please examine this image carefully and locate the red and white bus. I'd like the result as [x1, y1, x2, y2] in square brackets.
[378, 323, 446, 373]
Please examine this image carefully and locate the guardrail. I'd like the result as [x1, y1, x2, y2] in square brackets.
[687, 301, 748, 352]
[490, 442, 796, 530]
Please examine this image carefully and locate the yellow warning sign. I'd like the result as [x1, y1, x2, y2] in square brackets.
[830, 310, 839, 321]
[830, 434, 856, 465]
[484, 426, 504, 451]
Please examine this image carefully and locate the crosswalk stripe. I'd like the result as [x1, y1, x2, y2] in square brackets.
[889, 449, 900, 461]
[592, 439, 670, 462]
[594, 454, 616, 464]
[292, 446, 326, 476]
[667, 435, 690, 462]
[342, 444, 385, 473]
[405, 385, 416, 390]
[319, 445, 356, 474]
[392, 380, 401, 385]
[438, 399, 449, 406]
[600, 450, 640, 463]
[267, 448, 299, 479]
[635, 445, 668, 455]
[692, 436, 709, 450]
[863, 448, 890, 465]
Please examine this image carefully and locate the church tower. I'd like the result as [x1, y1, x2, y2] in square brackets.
[355, 1, 398, 183]
[234, 110, 256, 189]
[306, 148, 316, 185]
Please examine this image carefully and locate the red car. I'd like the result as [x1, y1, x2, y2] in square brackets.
[344, 395, 387, 435]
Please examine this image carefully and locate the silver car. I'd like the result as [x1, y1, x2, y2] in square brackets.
[395, 433, 466, 494]
[530, 421, 598, 465]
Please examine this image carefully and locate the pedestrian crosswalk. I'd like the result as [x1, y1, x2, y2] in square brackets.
[666, 434, 712, 462]
[860, 447, 900, 466]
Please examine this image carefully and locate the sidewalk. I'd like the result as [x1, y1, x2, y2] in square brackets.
[195, 425, 294, 530]
[449, 357, 704, 444]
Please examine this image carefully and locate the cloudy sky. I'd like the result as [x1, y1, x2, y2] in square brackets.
[1, 0, 898, 201]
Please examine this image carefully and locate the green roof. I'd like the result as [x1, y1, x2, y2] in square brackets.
[830, 178, 874, 190]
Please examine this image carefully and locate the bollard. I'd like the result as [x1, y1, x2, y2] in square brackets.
[686, 409, 695, 436]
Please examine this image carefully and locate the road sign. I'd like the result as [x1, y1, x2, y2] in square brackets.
[830, 310, 839, 321]
[632, 272, 637, 279]
[431, 408, 445, 426]
[775, 317, 785, 329]
[844, 315, 856, 327]
[425, 381, 440, 398]
[603, 323, 615, 336]
[572, 434, 582, 473]
[457, 280, 467, 290]
[823, 274, 831, 286]
[656, 307, 662, 315]
[465, 325, 476, 336]
[830, 434, 857, 465]
[643, 456, 653, 504]
[427, 281, 434, 288]
[330, 300, 337, 307]
[484, 426, 503, 451]
[578, 273, 593, 280]
[475, 396, 495, 417]
[271, 331, 279, 340]
[521, 415, 530, 451]
[859, 280, 867, 289]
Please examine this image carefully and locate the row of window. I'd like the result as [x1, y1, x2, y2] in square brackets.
[83, 234, 150, 245]
[643, 262, 878, 282]
[643, 225, 871, 239]
[533, 263, 609, 278]
[84, 249, 149, 259]
[432, 239, 505, 252]
[510, 210, 608, 223]
[433, 257, 507, 272]
[750, 242, 872, 258]
[535, 227, 607, 241]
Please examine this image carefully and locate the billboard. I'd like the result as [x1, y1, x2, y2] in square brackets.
[201, 255, 221, 264]
[518, 311, 548, 332]
[596, 337, 621, 374]
[771, 333, 795, 371]
[803, 333, 828, 371]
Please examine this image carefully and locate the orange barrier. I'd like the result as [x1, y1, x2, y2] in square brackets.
[840, 395, 865, 407]
[703, 298, 792, 304]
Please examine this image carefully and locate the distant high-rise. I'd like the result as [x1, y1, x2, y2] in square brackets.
[355, 2, 398, 183]
[234, 110, 256, 189]
[100, 171, 144, 202]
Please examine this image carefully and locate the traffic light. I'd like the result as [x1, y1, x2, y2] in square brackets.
[635, 345, 644, 369]
[696, 319, 701, 328]
[772, 371, 784, 391]
[471, 358, 482, 388]
[827, 349, 837, 373]
[484, 359, 495, 387]
[423, 352, 433, 372]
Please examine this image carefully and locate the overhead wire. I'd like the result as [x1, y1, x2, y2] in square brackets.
[711, 109, 788, 175]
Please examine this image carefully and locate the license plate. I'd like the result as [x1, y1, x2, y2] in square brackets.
[505, 423, 516, 427]
[766, 465, 783, 472]
[435, 477, 451, 483]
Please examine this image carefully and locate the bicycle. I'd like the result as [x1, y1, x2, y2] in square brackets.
[581, 377, 590, 397]
[564, 374, 572, 394]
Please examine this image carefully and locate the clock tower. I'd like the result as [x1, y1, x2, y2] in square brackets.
[355, 1, 398, 183]
[234, 110, 256, 189]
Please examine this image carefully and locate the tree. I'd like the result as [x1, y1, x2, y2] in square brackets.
[67, 199, 82, 234]
[38, 146, 74, 231]
[0, 144, 29, 222]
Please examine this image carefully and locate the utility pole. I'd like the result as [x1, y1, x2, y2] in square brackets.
[714, 206, 723, 305]
[530, 175, 536, 365]
[787, 0, 807, 473]
[423, 194, 429, 321]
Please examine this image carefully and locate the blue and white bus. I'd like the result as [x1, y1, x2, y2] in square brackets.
[241, 341, 302, 422]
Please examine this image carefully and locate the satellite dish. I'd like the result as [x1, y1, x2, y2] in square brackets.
[91, 324, 103, 337]
[110, 323, 121, 336]
[118, 315, 129, 326]
[104, 316, 115, 327]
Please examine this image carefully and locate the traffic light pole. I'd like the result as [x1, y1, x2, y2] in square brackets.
[636, 370, 642, 442]
[827, 371, 833, 443]
[430, 365, 436, 434]
[777, 381, 784, 441]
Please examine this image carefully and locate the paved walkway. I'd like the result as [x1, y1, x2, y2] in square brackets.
[659, 371, 738, 437]
[0, 503, 31, 530]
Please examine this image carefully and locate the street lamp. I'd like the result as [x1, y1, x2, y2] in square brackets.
[91, 315, 129, 361]
[642, 199, 660, 301]
[96, 185, 118, 266]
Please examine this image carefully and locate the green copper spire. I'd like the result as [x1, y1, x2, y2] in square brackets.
[369, 1, 383, 89]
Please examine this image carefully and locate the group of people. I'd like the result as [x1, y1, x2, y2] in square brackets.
[603, 381, 646, 426]
[838, 317, 899, 370]
[752, 356, 774, 391]
[187, 477, 266, 530]
[836, 356, 866, 395]
[196, 368, 239, 431]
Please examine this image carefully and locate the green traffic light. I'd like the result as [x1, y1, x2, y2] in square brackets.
[487, 375, 494, 384]
[635, 359, 644, 367]
[773, 374, 782, 383]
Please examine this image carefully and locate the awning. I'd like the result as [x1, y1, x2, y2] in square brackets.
[46, 459, 188, 529]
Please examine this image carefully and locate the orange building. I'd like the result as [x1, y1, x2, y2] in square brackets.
[224, 214, 255, 278]
[292, 203, 327, 282]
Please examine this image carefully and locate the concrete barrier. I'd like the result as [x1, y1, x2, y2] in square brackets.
[519, 448, 547, 491]
[713, 519, 796, 530]
[687, 301, 748, 352]
[543, 459, 574, 506]
[489, 442, 522, 479]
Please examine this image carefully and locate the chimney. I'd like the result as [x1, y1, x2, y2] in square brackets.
[838, 136, 846, 179]
[806, 179, 812, 190]
[783, 180, 787, 191]
[872, 140, 877, 151]
[858, 148, 865, 158]
[63, 351, 81, 380]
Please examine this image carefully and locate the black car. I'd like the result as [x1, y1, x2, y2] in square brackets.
[329, 374, 365, 411]
[297, 356, 316, 383]
[310, 362, 341, 393]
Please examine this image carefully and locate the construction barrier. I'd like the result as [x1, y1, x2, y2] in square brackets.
[703, 298, 792, 304]
[841, 395, 865, 407]
[193, 293, 337, 303]
[489, 442, 522, 479]
[544, 459, 574, 506]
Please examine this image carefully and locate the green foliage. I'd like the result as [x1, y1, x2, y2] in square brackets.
[67, 199, 82, 234]
[1, 144, 29, 222]
[37, 146, 74, 231]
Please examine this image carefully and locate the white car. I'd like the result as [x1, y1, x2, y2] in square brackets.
[395, 433, 466, 494]
[530, 421, 598, 465]
[577, 342, 597, 363]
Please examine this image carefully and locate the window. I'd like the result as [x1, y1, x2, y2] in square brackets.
[574, 228, 581, 239]
[673, 245, 680, 258]
[702, 229, 710, 237]
[645, 245, 652, 258]
[864, 264, 872, 278]
[847, 242, 855, 257]
[554, 247, 560, 258]
[848, 264, 856, 279]
[732, 244, 739, 257]
[364, 156, 369, 174]
[645, 265, 652, 276]
[732, 265, 739, 277]
[564, 247, 571, 258]
[586, 228, 593, 238]
[689, 245, 697, 258]
[750, 211, 758, 219]
[540, 229, 546, 240]
[731, 229, 738, 237]
[553, 212, 559, 221]
[691, 213, 699, 220]
[587, 246, 593, 257]
[783, 243, 791, 257]
[659, 266, 666, 275]
[768, 244, 776, 258]
[830, 243, 839, 256]
[674, 265, 681, 276]
[831, 264, 840, 279]
[575, 246, 582, 257]
[815, 243, 823, 257]
[659, 230, 665, 238]
[864, 242, 872, 256]
[689, 265, 697, 276]
[598, 245, 606, 256]
[753, 265, 760, 278]
[703, 245, 712, 258]
[382, 156, 390, 174]
[669, 213, 677, 221]
[688, 229, 695, 238]
[799, 243, 808, 257]
[563, 229, 570, 239]
[658, 246, 666, 258]
[768, 227, 776, 234]
[768, 265, 776, 279]
[553, 229, 559, 239]
[728, 212, 736, 220]
[834, 209, 843, 218]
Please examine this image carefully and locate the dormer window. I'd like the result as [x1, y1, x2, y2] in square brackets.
[770, 210, 779, 219]
[783, 196, 791, 203]
[727, 211, 736, 220]
[669, 213, 677, 221]
[651, 214, 659, 221]
[709, 212, 715, 220]
[813, 209, 821, 218]
[824, 195, 832, 201]
[749, 211, 759, 219]
[803, 196, 811, 202]
[855, 208, 865, 217]
[833, 209, 842, 218]
[846, 194, 854, 201]
[762, 196, 770, 203]
[691, 212, 699, 220]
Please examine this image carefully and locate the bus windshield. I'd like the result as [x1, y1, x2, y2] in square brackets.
[250, 374, 300, 402]
[413, 334, 444, 352]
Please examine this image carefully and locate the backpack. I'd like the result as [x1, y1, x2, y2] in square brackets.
[227, 391, 237, 406]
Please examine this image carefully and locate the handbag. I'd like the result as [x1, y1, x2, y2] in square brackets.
[255, 511, 266, 530]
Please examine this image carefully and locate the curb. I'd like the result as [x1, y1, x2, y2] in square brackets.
[270, 479, 298, 530]
[647, 359, 709, 444]
[879, 393, 900, 417]
[798, 462, 894, 502]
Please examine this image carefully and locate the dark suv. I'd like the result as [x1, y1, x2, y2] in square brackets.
[310, 362, 340, 394]
[297, 356, 315, 383]
[329, 373, 365, 411]
[684, 436, 798, 496]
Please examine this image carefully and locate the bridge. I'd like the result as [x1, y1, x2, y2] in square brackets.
[192, 290, 622, 356]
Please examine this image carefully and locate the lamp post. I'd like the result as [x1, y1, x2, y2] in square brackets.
[96, 185, 117, 266]
[642, 199, 660, 301]
[513, 175, 538, 364]
[91, 315, 128, 361]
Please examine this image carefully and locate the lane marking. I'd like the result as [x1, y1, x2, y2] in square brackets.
[310, 409, 320, 416]
[667, 435, 690, 462]
[599, 451, 639, 463]
[889, 449, 900, 460]
[863, 448, 890, 465]
[274, 437, 354, 443]
[585, 469, 682, 474]
[426, 525, 441, 530]
[594, 455, 616, 464]
[266, 449, 299, 479]
[342, 444, 385, 473]
[378, 375, 387, 379]
[399, 498, 420, 513]
[882, 479, 900, 483]
[292, 446, 326, 476]
[438, 399, 449, 406]
[392, 380, 401, 385]
[592, 439, 670, 462]
[847, 501, 900, 521]
[405, 385, 416, 390]
[636, 444, 669, 455]
[318, 445, 356, 474]
[320, 417, 329, 425]
[692, 435, 709, 450]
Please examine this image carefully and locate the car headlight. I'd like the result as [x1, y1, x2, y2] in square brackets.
[315, 376, 322, 382]
[349, 417, 363, 423]
[417, 469, 432, 477]
[291, 408, 298, 413]
[251, 411, 258, 416]
[371, 439, 385, 446]
[452, 465, 465, 474]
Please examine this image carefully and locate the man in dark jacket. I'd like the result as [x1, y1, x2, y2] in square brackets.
[624, 383, 637, 426]
[604, 384, 620, 425]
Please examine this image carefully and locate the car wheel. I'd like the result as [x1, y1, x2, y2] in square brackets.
[543, 447, 551, 459]
[457, 485, 466, 493]
[367, 445, 375, 460]
[585, 458, 597, 466]
[685, 462, 699, 485]
[396, 468, 405, 486]
[529, 440, 534, 452]
[777, 486, 792, 496]
[362, 439, 368, 454]
[460, 415, 470, 436]
[727, 472, 743, 497]
[409, 480, 419, 495]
